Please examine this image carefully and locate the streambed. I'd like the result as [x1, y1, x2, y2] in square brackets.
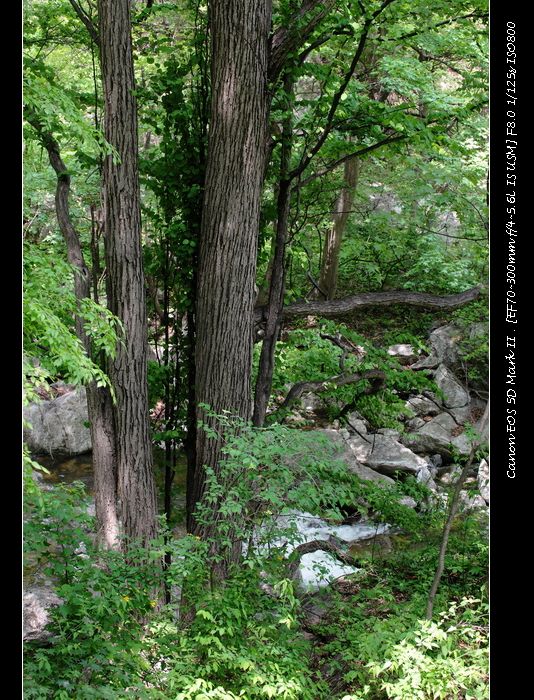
[30, 451, 407, 591]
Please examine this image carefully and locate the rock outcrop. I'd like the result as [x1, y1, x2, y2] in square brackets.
[23, 587, 62, 642]
[24, 388, 91, 456]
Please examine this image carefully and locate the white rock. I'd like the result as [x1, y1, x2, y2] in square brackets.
[23, 587, 62, 642]
[387, 344, 418, 364]
[298, 551, 359, 591]
[478, 459, 489, 503]
[264, 511, 390, 591]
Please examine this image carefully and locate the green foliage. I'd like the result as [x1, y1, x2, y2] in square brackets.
[157, 562, 325, 699]
[24, 410, 487, 699]
[194, 407, 366, 541]
[23, 244, 121, 400]
[24, 1, 488, 697]
[24, 483, 164, 699]
[26, 420, 351, 698]
[450, 299, 489, 391]
[264, 320, 436, 429]
[312, 543, 488, 698]
[363, 598, 489, 700]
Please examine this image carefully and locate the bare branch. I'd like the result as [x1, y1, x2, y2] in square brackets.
[417, 225, 487, 244]
[293, 134, 406, 191]
[387, 11, 488, 43]
[289, 24, 371, 180]
[269, 1, 337, 84]
[69, 0, 100, 47]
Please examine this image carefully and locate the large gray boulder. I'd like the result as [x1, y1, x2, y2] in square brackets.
[345, 432, 427, 476]
[402, 412, 471, 458]
[434, 365, 470, 409]
[364, 436, 428, 476]
[411, 324, 464, 370]
[24, 388, 91, 456]
[315, 429, 394, 486]
[406, 395, 441, 418]
[412, 322, 487, 385]
[23, 586, 62, 642]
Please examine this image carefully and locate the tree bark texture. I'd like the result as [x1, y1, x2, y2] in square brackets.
[191, 0, 272, 548]
[86, 386, 120, 548]
[27, 114, 120, 550]
[99, 0, 157, 546]
[318, 155, 360, 300]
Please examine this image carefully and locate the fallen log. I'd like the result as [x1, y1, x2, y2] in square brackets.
[255, 286, 481, 324]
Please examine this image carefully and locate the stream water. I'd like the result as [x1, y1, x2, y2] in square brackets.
[31, 451, 401, 590]
[36, 448, 189, 513]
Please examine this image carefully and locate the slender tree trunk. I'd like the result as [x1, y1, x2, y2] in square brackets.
[184, 306, 197, 533]
[99, 0, 157, 546]
[426, 405, 488, 619]
[27, 115, 120, 550]
[191, 0, 272, 573]
[318, 155, 360, 300]
[253, 74, 294, 427]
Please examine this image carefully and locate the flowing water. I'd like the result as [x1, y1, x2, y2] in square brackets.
[30, 452, 402, 591]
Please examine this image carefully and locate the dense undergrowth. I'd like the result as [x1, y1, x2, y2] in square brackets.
[24, 412, 488, 700]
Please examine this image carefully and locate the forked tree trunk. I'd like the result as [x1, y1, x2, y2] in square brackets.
[26, 114, 120, 550]
[99, 0, 157, 546]
[191, 0, 272, 574]
[318, 155, 360, 300]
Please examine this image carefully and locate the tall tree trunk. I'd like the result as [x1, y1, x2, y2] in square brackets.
[86, 386, 119, 548]
[253, 74, 294, 427]
[26, 115, 120, 550]
[99, 0, 157, 546]
[318, 155, 359, 300]
[191, 0, 272, 572]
